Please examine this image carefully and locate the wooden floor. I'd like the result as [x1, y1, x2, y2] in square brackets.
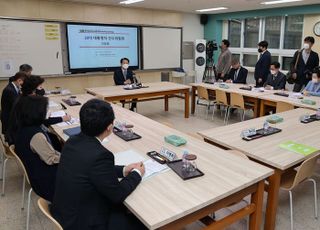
[0, 96, 319, 230]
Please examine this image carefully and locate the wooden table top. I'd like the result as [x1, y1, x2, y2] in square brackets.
[198, 108, 320, 170]
[50, 94, 273, 230]
[85, 82, 190, 98]
[258, 92, 320, 110]
[190, 82, 276, 98]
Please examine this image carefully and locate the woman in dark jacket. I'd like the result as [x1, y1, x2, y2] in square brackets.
[14, 95, 60, 202]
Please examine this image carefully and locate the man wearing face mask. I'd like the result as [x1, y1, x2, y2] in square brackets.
[225, 58, 248, 84]
[254, 41, 271, 87]
[303, 67, 320, 97]
[114, 58, 134, 86]
[1, 71, 26, 135]
[216, 39, 232, 81]
[291, 36, 319, 92]
[113, 58, 137, 111]
[264, 61, 286, 90]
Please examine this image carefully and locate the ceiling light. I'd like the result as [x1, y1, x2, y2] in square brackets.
[261, 0, 303, 5]
[119, 0, 144, 5]
[196, 7, 228, 12]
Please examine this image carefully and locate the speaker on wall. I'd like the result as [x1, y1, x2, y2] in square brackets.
[200, 14, 208, 25]
[194, 39, 206, 83]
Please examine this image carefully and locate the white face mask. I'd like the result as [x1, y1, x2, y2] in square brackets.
[303, 43, 310, 50]
[122, 64, 129, 70]
[312, 78, 319, 83]
[270, 70, 277, 75]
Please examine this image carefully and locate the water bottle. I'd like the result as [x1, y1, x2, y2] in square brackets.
[263, 121, 269, 133]
[182, 149, 189, 168]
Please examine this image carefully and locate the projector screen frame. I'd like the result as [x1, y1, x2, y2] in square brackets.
[141, 26, 183, 70]
[66, 22, 140, 74]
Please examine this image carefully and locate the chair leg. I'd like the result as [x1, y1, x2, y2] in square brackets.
[21, 175, 26, 210]
[224, 107, 229, 125]
[307, 178, 318, 219]
[0, 152, 3, 180]
[26, 188, 33, 230]
[289, 190, 294, 230]
[242, 110, 246, 121]
[211, 104, 216, 120]
[1, 157, 8, 196]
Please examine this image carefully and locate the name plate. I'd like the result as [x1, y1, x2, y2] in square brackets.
[159, 147, 177, 162]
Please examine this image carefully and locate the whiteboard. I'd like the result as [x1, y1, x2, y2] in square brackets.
[142, 27, 181, 70]
[0, 19, 63, 77]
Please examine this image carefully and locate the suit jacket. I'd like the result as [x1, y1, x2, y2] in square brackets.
[51, 133, 141, 230]
[225, 67, 248, 84]
[254, 50, 271, 84]
[264, 71, 287, 90]
[290, 50, 319, 85]
[1, 83, 19, 134]
[113, 68, 134, 85]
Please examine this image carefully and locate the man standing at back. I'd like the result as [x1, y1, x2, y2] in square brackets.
[254, 41, 271, 87]
[291, 36, 319, 92]
[51, 99, 146, 230]
[1, 72, 26, 135]
[216, 39, 232, 81]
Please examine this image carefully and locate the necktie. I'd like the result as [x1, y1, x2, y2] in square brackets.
[124, 70, 127, 80]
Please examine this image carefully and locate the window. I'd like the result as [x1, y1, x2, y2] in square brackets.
[271, 56, 279, 63]
[243, 54, 258, 67]
[232, 53, 240, 61]
[265, 16, 281, 49]
[244, 18, 260, 48]
[282, 57, 293, 71]
[227, 15, 303, 71]
[284, 15, 304, 49]
[228, 20, 241, 47]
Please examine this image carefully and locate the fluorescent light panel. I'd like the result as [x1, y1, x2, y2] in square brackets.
[196, 7, 228, 12]
[261, 0, 303, 5]
[119, 0, 144, 5]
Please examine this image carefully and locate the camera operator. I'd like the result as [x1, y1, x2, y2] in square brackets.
[216, 39, 232, 81]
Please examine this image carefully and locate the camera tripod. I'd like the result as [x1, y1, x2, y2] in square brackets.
[202, 56, 216, 83]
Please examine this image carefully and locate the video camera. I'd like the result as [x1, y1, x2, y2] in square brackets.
[206, 41, 218, 60]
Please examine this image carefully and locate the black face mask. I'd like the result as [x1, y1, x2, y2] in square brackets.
[258, 48, 263, 53]
[35, 88, 45, 96]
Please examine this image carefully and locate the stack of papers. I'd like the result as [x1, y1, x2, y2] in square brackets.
[114, 150, 169, 180]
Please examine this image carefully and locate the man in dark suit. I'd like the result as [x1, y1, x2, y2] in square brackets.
[254, 41, 271, 87]
[113, 58, 137, 111]
[1, 72, 26, 134]
[51, 99, 146, 230]
[291, 36, 319, 92]
[264, 61, 286, 90]
[9, 64, 32, 82]
[225, 58, 248, 84]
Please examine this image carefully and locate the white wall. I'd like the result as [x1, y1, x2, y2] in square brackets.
[182, 13, 204, 73]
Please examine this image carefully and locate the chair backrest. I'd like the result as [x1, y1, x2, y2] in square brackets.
[276, 101, 294, 113]
[197, 86, 209, 100]
[37, 198, 63, 230]
[9, 145, 31, 185]
[215, 90, 228, 105]
[0, 134, 13, 159]
[230, 93, 245, 109]
[292, 153, 320, 188]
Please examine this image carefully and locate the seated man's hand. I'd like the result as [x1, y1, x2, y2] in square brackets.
[258, 78, 263, 83]
[292, 73, 297, 79]
[133, 162, 145, 177]
[124, 162, 145, 177]
[124, 79, 131, 85]
[62, 114, 72, 122]
[264, 85, 273, 90]
[303, 90, 310, 96]
[225, 80, 232, 83]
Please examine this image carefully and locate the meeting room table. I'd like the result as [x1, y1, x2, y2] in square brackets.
[48, 94, 273, 230]
[197, 108, 320, 230]
[85, 81, 191, 118]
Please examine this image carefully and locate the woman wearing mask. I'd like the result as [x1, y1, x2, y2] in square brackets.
[303, 68, 320, 97]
